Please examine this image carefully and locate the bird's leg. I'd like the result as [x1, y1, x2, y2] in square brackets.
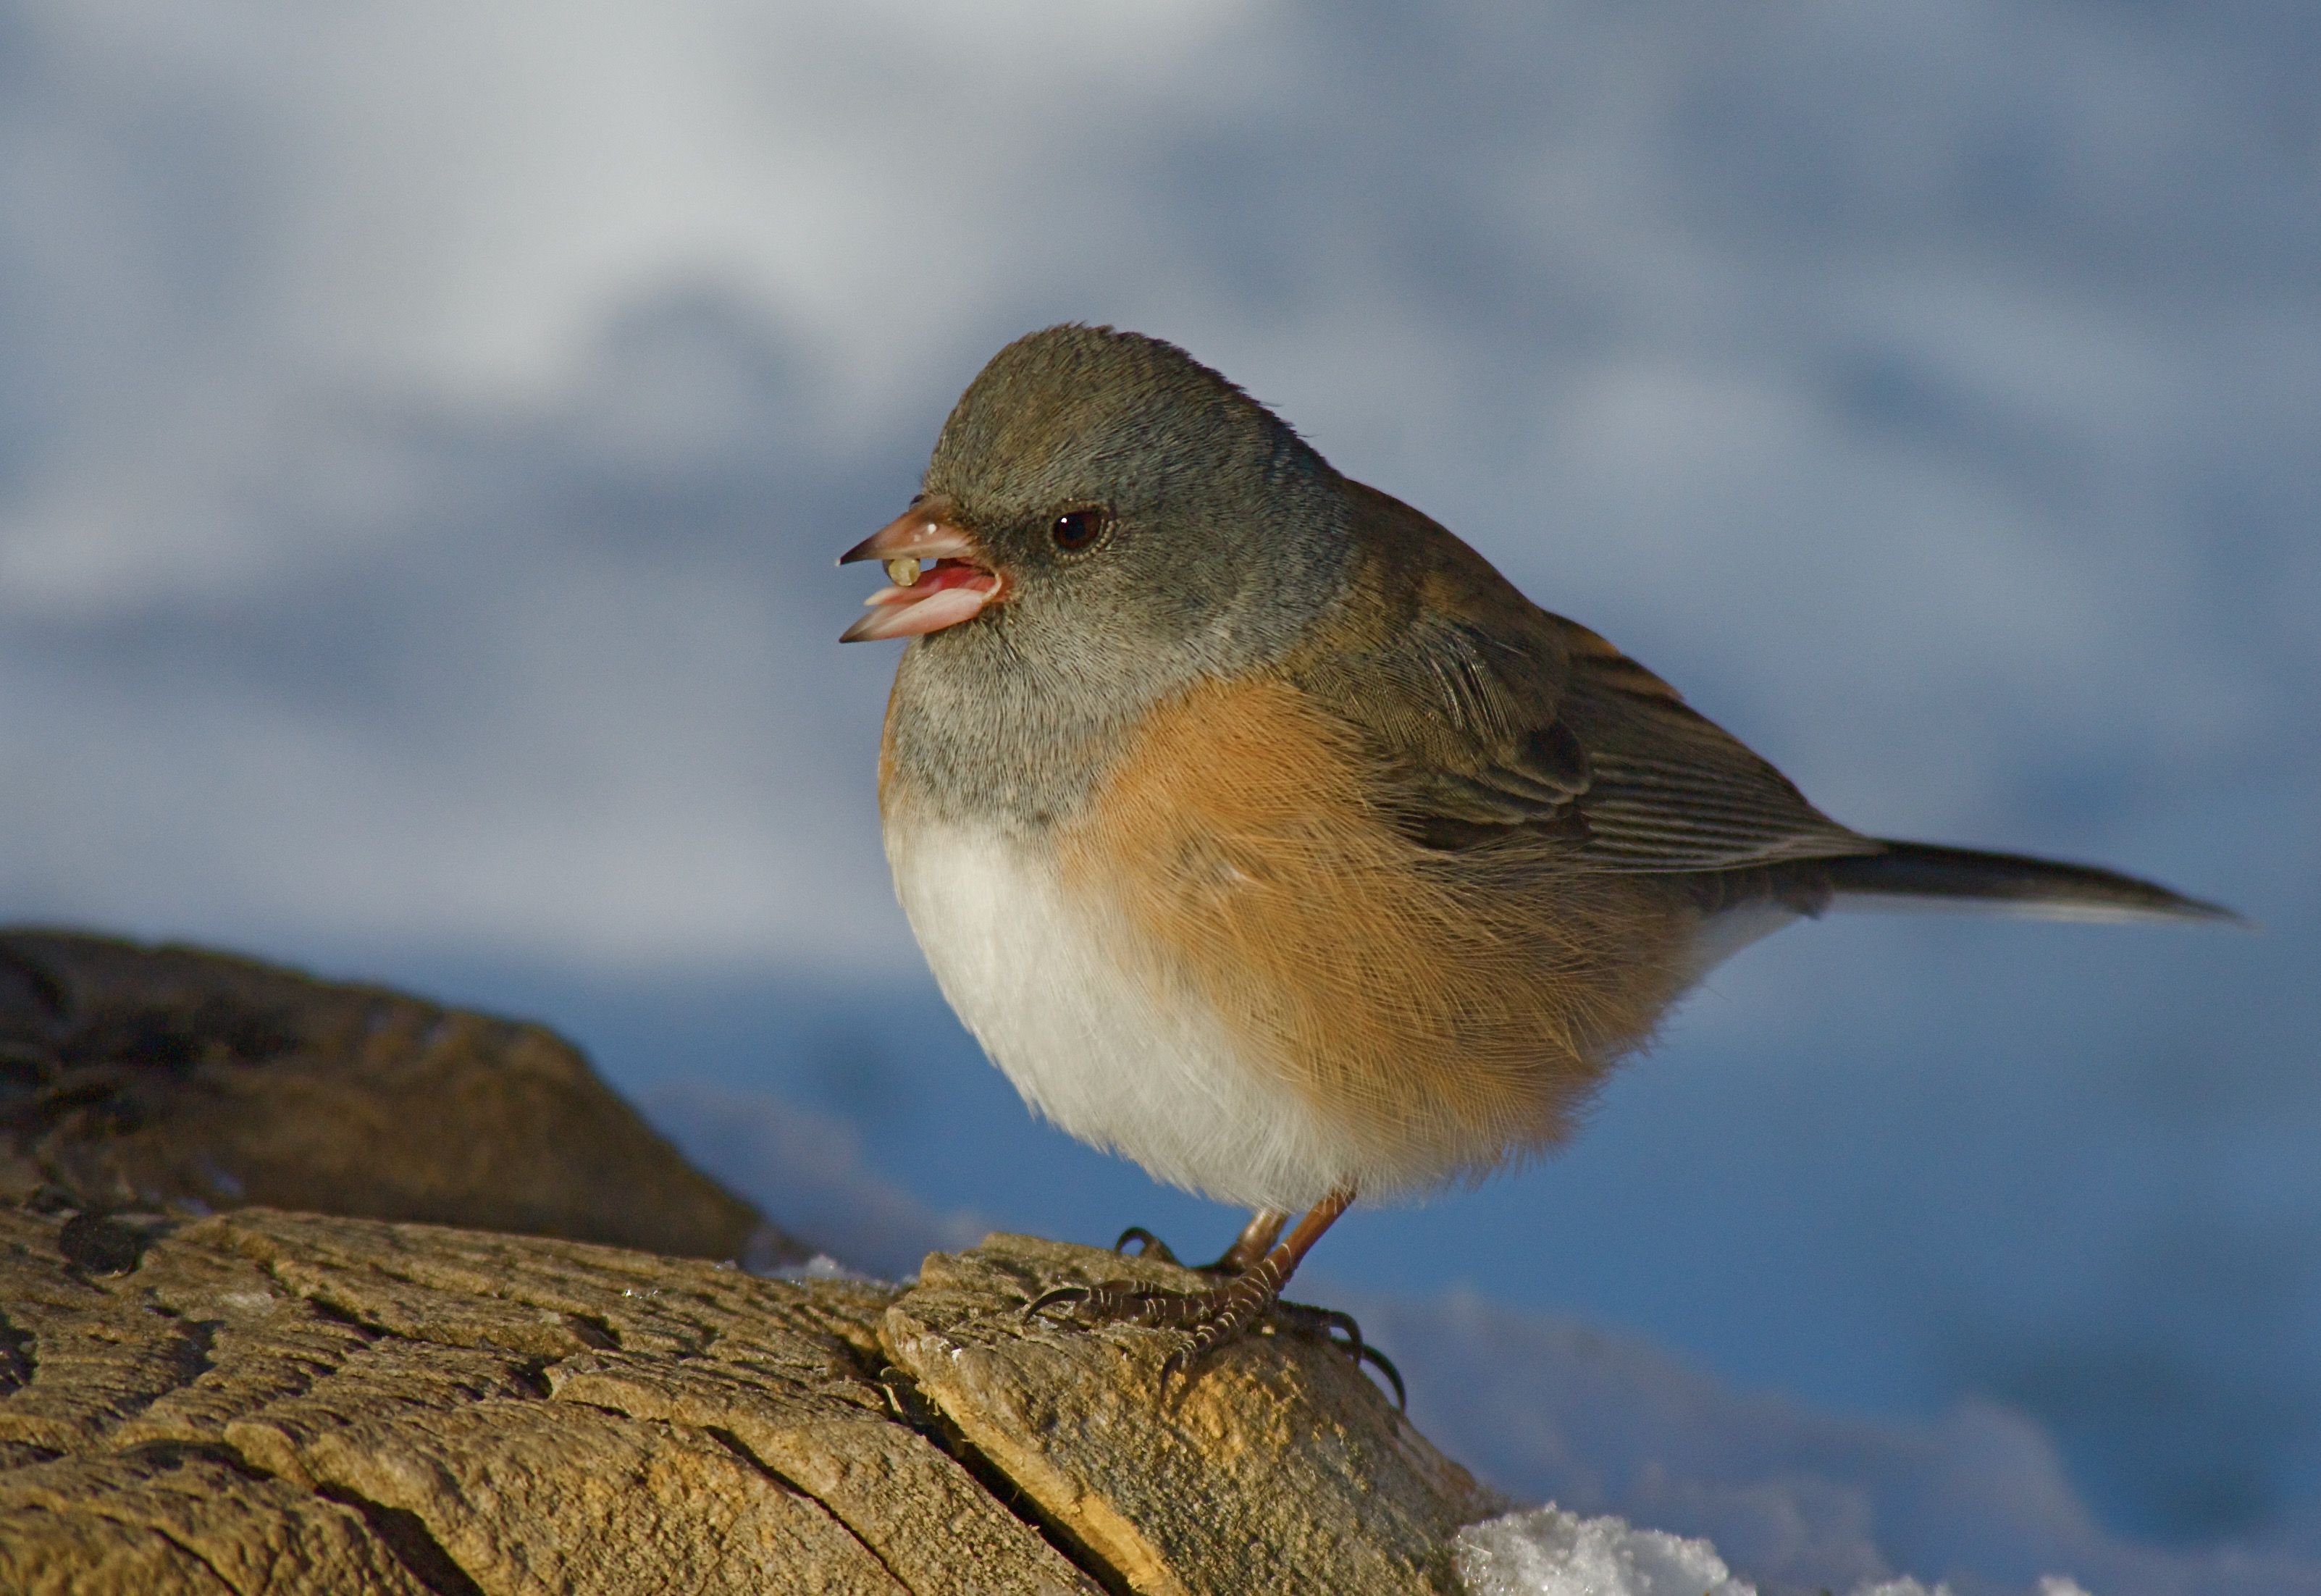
[1209, 1207, 1289, 1274]
[1030, 1189, 1399, 1400]
[1113, 1206, 1287, 1274]
[1033, 1190, 1349, 1340]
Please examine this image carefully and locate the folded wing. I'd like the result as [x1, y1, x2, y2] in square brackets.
[1291, 480, 2231, 925]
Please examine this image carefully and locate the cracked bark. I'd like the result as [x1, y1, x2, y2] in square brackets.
[0, 936, 1496, 1594]
[1, 1204, 1493, 1595]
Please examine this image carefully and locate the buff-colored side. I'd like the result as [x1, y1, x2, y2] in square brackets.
[1056, 676, 1697, 1199]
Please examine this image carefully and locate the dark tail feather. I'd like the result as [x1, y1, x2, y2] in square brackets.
[1821, 840, 2242, 925]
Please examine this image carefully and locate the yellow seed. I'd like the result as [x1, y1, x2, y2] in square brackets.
[885, 558, 920, 587]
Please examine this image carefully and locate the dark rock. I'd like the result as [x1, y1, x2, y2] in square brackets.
[0, 931, 805, 1268]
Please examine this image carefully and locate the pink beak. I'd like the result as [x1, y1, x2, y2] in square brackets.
[837, 505, 1003, 642]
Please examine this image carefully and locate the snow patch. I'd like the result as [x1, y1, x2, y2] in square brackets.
[1454, 1503, 2095, 1596]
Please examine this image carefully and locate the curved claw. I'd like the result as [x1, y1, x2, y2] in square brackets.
[1353, 1340, 1408, 1411]
[1023, 1283, 1092, 1323]
[1289, 1303, 1365, 1346]
[1026, 1278, 1186, 1329]
[1158, 1324, 1241, 1403]
[1272, 1301, 1408, 1411]
[1159, 1339, 1197, 1404]
[1114, 1227, 1180, 1264]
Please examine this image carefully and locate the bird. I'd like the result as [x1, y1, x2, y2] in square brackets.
[838, 322, 2233, 1391]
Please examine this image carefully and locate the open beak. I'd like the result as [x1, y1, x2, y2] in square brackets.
[837, 503, 1003, 642]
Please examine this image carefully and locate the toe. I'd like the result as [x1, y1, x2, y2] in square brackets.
[1023, 1283, 1092, 1322]
[1112, 1227, 1181, 1264]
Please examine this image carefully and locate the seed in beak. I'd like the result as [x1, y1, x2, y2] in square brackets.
[885, 558, 921, 587]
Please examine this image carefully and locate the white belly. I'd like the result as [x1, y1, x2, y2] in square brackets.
[887, 818, 1361, 1210]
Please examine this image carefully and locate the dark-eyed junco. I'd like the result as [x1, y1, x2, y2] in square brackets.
[840, 324, 2232, 1387]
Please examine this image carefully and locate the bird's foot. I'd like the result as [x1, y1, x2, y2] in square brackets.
[1112, 1206, 1290, 1275]
[1023, 1266, 1405, 1409]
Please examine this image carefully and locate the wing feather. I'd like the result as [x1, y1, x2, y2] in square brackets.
[1283, 480, 1876, 873]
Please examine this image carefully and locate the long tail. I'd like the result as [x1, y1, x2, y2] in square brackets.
[1818, 839, 2241, 925]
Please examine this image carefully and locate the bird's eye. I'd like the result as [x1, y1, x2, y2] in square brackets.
[1049, 508, 1107, 552]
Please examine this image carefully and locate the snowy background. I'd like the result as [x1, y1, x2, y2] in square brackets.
[1, 3, 2315, 1592]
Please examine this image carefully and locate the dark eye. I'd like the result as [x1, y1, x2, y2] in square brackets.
[1050, 508, 1107, 552]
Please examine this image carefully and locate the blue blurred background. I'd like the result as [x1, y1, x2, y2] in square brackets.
[1, 4, 2313, 1589]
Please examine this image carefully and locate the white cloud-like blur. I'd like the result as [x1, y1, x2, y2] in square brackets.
[2, 0, 2307, 973]
[1, 2, 2315, 1582]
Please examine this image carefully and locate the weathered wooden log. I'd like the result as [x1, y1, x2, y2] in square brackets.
[0, 1207, 1490, 1594]
[0, 933, 1496, 1593]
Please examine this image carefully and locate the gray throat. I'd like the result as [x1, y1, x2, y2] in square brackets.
[886, 557, 1349, 833]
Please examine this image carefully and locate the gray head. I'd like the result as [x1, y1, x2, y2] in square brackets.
[840, 324, 1357, 820]
[849, 326, 1351, 690]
